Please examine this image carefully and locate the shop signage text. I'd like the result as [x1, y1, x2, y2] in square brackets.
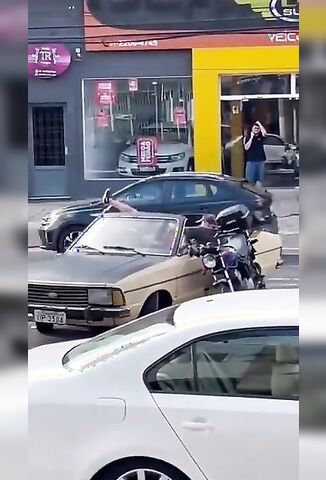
[96, 81, 117, 105]
[28, 44, 71, 78]
[268, 32, 299, 43]
[269, 0, 299, 23]
[137, 138, 157, 167]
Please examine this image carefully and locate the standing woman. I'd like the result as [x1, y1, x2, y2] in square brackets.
[243, 121, 267, 187]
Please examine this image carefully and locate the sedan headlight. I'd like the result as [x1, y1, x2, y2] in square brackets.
[202, 254, 217, 269]
[88, 288, 125, 306]
[170, 152, 186, 161]
[88, 288, 113, 306]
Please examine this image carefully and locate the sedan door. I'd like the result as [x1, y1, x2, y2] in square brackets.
[147, 327, 299, 480]
[174, 234, 213, 304]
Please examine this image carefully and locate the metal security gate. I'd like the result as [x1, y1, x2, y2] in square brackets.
[29, 105, 69, 198]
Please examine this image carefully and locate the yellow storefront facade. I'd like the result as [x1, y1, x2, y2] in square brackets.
[193, 45, 299, 177]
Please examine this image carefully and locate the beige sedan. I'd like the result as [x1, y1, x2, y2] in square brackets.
[28, 213, 282, 333]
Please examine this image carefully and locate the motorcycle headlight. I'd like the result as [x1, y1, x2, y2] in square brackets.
[170, 152, 186, 161]
[88, 288, 113, 306]
[202, 254, 217, 269]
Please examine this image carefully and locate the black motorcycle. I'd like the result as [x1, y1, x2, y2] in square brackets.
[189, 205, 266, 293]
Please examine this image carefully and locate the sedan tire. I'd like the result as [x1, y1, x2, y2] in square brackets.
[103, 459, 186, 480]
[35, 322, 54, 334]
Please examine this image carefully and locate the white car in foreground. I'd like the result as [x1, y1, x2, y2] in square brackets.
[29, 289, 299, 480]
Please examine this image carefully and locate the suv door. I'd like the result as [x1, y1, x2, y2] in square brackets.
[162, 179, 235, 215]
[147, 326, 299, 480]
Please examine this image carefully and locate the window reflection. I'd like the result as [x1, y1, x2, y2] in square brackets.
[83, 77, 193, 180]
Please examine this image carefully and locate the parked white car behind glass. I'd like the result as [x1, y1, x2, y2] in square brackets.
[118, 123, 194, 176]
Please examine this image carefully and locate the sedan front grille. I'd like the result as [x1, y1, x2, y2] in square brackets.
[28, 284, 89, 308]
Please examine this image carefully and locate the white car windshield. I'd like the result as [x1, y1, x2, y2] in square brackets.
[71, 216, 179, 256]
[62, 307, 178, 372]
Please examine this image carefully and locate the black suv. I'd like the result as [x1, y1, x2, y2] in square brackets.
[39, 173, 278, 252]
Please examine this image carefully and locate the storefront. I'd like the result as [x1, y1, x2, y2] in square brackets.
[193, 44, 299, 184]
[28, 0, 299, 199]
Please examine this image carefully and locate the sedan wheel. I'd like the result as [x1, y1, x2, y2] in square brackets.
[117, 469, 174, 480]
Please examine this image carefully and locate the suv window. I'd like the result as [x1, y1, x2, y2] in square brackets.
[208, 181, 233, 201]
[145, 328, 299, 400]
[168, 180, 212, 204]
[117, 181, 164, 205]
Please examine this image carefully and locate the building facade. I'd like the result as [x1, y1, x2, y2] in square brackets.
[28, 0, 299, 199]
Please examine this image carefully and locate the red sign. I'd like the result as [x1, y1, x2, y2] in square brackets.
[136, 137, 157, 167]
[96, 81, 117, 105]
[173, 107, 187, 126]
[96, 110, 109, 128]
[128, 78, 138, 92]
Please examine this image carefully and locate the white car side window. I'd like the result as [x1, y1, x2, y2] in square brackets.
[146, 328, 299, 400]
[195, 329, 299, 399]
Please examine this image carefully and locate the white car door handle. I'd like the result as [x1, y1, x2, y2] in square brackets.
[182, 420, 214, 432]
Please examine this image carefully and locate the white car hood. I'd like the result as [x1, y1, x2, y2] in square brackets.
[123, 143, 189, 156]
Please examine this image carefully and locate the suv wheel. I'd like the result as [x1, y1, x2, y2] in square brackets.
[57, 225, 84, 252]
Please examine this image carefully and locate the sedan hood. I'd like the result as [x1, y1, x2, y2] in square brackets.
[29, 252, 166, 285]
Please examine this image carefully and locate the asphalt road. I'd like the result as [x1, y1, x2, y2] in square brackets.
[28, 251, 299, 350]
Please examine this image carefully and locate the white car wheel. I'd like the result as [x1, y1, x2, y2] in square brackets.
[117, 469, 174, 479]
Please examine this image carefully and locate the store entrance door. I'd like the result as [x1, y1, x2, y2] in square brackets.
[29, 104, 69, 198]
[221, 96, 299, 186]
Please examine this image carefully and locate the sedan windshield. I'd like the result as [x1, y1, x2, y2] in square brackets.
[63, 306, 178, 372]
[71, 216, 179, 256]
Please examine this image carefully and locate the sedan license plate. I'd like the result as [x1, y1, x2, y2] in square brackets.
[139, 166, 155, 172]
[34, 310, 66, 325]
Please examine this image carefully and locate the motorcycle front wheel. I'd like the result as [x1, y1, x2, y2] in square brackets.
[215, 282, 232, 293]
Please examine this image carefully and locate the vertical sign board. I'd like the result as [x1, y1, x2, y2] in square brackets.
[136, 137, 158, 169]
[96, 81, 117, 105]
[128, 79, 139, 92]
[173, 106, 187, 126]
